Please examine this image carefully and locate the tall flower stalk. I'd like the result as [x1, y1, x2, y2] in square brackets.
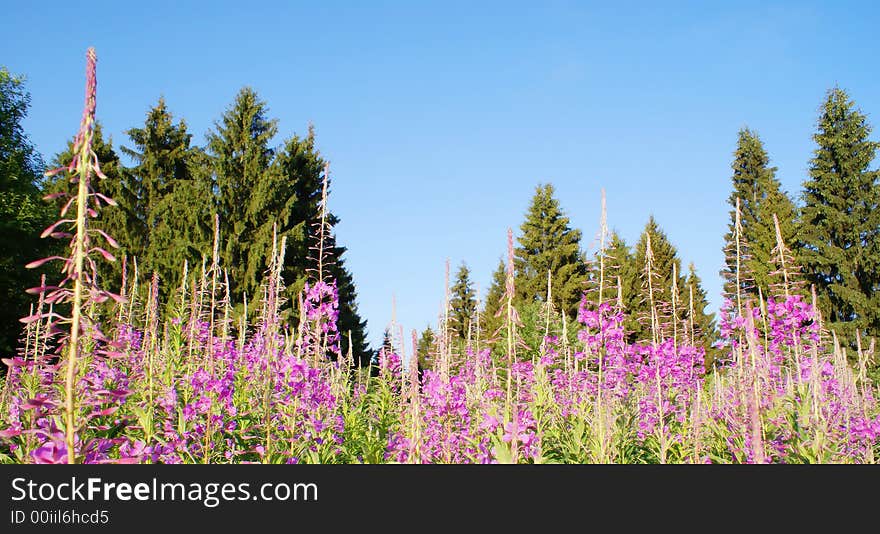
[23, 48, 121, 463]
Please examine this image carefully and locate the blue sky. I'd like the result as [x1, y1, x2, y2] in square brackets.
[3, 1, 879, 348]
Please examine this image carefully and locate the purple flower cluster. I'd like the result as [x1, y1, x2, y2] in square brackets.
[299, 281, 341, 357]
[3, 281, 877, 465]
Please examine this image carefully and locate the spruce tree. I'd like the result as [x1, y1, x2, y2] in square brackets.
[480, 258, 507, 343]
[326, 242, 370, 366]
[270, 127, 370, 365]
[262, 126, 326, 301]
[612, 232, 641, 313]
[514, 183, 588, 317]
[449, 262, 477, 342]
[0, 68, 53, 355]
[377, 328, 394, 358]
[122, 98, 212, 299]
[721, 128, 798, 303]
[206, 87, 278, 304]
[48, 122, 132, 291]
[629, 216, 687, 344]
[585, 230, 635, 307]
[684, 263, 717, 362]
[416, 325, 436, 372]
[368, 327, 395, 377]
[799, 88, 880, 341]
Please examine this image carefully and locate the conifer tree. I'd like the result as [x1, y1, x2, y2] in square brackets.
[755, 180, 799, 293]
[252, 126, 370, 364]
[416, 325, 436, 372]
[122, 98, 211, 299]
[49, 122, 132, 291]
[799, 88, 880, 341]
[206, 87, 278, 304]
[721, 128, 798, 302]
[264, 128, 327, 298]
[0, 68, 53, 355]
[514, 183, 588, 317]
[629, 216, 687, 343]
[206, 91, 370, 362]
[368, 327, 395, 377]
[449, 262, 477, 342]
[585, 230, 635, 307]
[611, 232, 641, 312]
[330, 256, 371, 366]
[480, 258, 507, 343]
[377, 328, 394, 358]
[684, 263, 717, 362]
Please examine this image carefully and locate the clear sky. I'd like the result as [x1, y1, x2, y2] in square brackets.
[3, 1, 879, 349]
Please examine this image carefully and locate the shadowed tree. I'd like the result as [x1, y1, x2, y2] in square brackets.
[684, 262, 718, 364]
[274, 127, 370, 365]
[0, 68, 53, 355]
[416, 325, 436, 373]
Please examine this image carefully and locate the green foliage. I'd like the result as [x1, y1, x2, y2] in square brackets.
[207, 93, 369, 364]
[331, 257, 371, 365]
[684, 263, 718, 364]
[269, 126, 369, 364]
[514, 183, 588, 317]
[585, 230, 636, 308]
[449, 262, 477, 342]
[515, 299, 550, 358]
[39, 91, 372, 366]
[416, 325, 436, 372]
[378, 328, 394, 356]
[799, 88, 880, 342]
[207, 87, 278, 304]
[47, 122, 130, 291]
[340, 368, 402, 463]
[258, 131, 321, 310]
[480, 258, 507, 345]
[628, 216, 686, 343]
[0, 68, 52, 356]
[722, 128, 798, 302]
[122, 98, 212, 300]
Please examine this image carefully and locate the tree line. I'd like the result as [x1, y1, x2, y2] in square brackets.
[415, 87, 879, 369]
[1, 73, 370, 364]
[2, 69, 878, 368]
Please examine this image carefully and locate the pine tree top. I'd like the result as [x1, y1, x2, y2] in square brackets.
[722, 127, 798, 303]
[799, 87, 880, 341]
[514, 183, 587, 316]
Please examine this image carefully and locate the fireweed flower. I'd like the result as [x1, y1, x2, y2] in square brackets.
[378, 349, 402, 379]
[539, 336, 559, 366]
[404, 371, 477, 463]
[299, 281, 342, 356]
[33, 440, 67, 464]
[501, 407, 539, 461]
[4, 282, 877, 464]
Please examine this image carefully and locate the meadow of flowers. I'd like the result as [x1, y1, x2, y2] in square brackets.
[1, 49, 878, 465]
[3, 251, 878, 464]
